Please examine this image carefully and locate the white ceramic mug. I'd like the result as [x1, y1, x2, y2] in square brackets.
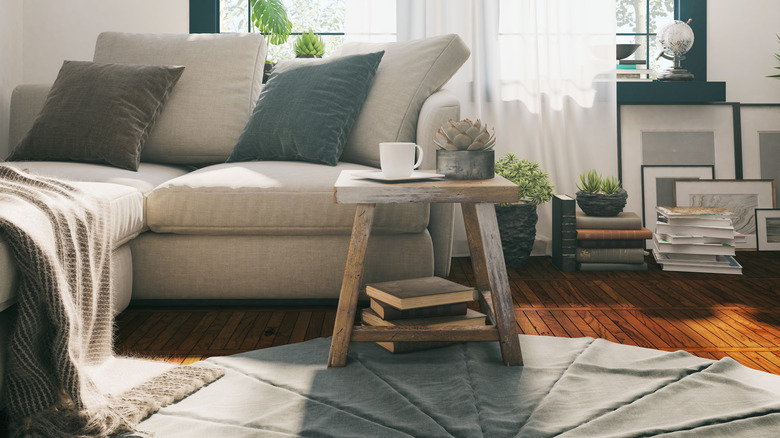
[379, 142, 424, 178]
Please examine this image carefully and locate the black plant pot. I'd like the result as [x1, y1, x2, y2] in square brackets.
[495, 203, 538, 269]
[575, 189, 628, 217]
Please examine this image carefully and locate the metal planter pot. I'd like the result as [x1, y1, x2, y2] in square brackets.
[436, 150, 495, 180]
[495, 203, 538, 269]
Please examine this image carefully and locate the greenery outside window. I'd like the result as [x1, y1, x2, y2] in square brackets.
[219, 0, 345, 62]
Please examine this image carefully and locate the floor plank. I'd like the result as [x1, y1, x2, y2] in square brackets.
[114, 252, 780, 375]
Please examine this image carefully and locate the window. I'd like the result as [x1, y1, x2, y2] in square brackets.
[219, 0, 346, 62]
[617, 0, 675, 79]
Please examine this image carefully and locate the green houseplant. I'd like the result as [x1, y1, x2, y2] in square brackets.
[251, 0, 293, 83]
[294, 30, 326, 58]
[770, 34, 780, 79]
[494, 153, 555, 268]
[575, 169, 627, 216]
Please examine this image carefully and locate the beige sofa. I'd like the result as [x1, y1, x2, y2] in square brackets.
[0, 32, 469, 399]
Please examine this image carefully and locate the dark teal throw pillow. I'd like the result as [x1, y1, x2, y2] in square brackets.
[227, 51, 384, 166]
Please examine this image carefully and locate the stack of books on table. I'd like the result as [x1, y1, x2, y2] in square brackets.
[362, 276, 485, 353]
[575, 211, 652, 271]
[652, 206, 742, 275]
[617, 59, 652, 81]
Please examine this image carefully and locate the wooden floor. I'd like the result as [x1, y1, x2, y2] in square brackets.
[115, 251, 780, 374]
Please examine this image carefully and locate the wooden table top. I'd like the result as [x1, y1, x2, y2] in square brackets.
[334, 170, 519, 204]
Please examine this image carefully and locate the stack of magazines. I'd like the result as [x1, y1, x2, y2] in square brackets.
[652, 206, 743, 275]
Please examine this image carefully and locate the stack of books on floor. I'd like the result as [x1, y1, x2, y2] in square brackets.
[617, 59, 652, 81]
[652, 206, 742, 275]
[575, 211, 652, 271]
[361, 276, 485, 353]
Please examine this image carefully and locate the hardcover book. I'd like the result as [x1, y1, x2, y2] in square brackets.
[360, 308, 486, 328]
[656, 255, 742, 275]
[369, 299, 468, 320]
[652, 235, 735, 256]
[656, 206, 734, 219]
[577, 262, 648, 271]
[575, 211, 642, 230]
[577, 227, 653, 240]
[575, 247, 645, 264]
[552, 194, 577, 272]
[654, 222, 735, 239]
[365, 277, 476, 310]
[577, 239, 645, 249]
[652, 251, 733, 267]
[657, 233, 736, 245]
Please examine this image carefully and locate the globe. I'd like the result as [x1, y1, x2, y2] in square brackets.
[657, 20, 694, 57]
[656, 19, 695, 81]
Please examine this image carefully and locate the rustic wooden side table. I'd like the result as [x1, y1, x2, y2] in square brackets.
[328, 170, 523, 367]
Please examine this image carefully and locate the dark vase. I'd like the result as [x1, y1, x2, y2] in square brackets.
[263, 63, 274, 84]
[576, 189, 628, 217]
[495, 203, 538, 269]
[436, 149, 495, 180]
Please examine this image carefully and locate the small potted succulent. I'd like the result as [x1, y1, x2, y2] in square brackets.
[494, 153, 555, 269]
[575, 169, 627, 217]
[433, 118, 496, 179]
[294, 30, 326, 58]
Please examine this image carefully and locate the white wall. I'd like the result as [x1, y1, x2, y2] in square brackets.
[709, 0, 780, 103]
[0, 0, 24, 158]
[0, 0, 189, 158]
[23, 0, 190, 84]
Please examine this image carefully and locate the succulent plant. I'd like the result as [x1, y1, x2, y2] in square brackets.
[433, 119, 496, 151]
[294, 30, 325, 57]
[601, 176, 623, 195]
[577, 170, 602, 193]
[577, 170, 624, 194]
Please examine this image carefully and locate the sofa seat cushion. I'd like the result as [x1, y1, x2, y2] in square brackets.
[2, 161, 192, 195]
[146, 162, 429, 235]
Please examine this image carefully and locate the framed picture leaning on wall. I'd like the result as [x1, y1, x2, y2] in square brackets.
[755, 209, 780, 251]
[674, 179, 776, 249]
[641, 165, 715, 247]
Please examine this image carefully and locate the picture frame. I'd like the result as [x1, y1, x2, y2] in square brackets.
[674, 179, 777, 249]
[755, 208, 780, 251]
[640, 165, 714, 245]
[618, 104, 738, 221]
[739, 104, 780, 208]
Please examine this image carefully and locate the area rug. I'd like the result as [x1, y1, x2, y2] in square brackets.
[133, 335, 780, 437]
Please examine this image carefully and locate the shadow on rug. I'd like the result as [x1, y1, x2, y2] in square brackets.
[133, 335, 780, 437]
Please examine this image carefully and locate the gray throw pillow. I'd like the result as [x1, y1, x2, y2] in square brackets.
[7, 60, 184, 171]
[227, 51, 384, 166]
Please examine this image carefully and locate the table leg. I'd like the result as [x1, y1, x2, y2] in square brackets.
[328, 203, 375, 367]
[461, 202, 523, 366]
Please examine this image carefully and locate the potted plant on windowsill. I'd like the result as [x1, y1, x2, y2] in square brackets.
[494, 153, 555, 269]
[434, 119, 496, 180]
[294, 30, 325, 58]
[251, 0, 293, 83]
[575, 170, 627, 217]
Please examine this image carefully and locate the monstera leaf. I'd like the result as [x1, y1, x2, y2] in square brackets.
[251, 0, 293, 46]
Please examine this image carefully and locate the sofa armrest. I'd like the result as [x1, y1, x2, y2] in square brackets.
[417, 89, 460, 278]
[8, 84, 51, 152]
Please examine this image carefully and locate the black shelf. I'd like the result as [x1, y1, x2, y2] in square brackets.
[617, 81, 726, 104]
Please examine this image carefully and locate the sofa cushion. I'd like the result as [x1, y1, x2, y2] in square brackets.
[227, 51, 384, 166]
[1, 161, 192, 195]
[7, 60, 184, 171]
[337, 34, 470, 167]
[93, 32, 267, 165]
[146, 162, 429, 235]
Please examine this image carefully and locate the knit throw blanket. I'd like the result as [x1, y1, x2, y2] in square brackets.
[0, 165, 224, 437]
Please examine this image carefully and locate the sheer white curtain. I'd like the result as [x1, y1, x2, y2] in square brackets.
[396, 0, 617, 256]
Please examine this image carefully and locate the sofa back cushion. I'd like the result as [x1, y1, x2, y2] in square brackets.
[337, 34, 470, 167]
[93, 32, 267, 165]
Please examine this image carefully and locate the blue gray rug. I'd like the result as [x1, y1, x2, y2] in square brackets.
[133, 335, 780, 437]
